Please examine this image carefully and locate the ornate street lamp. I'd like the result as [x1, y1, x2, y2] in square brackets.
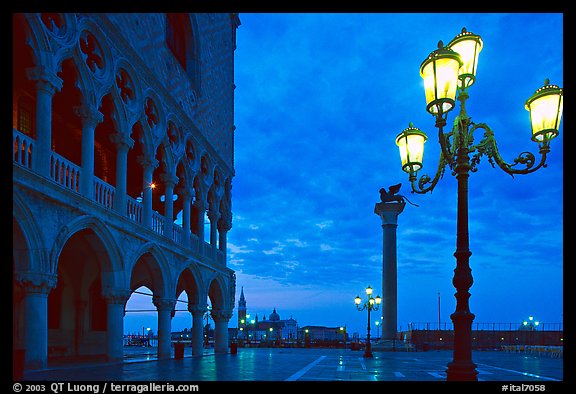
[355, 285, 382, 358]
[395, 27, 562, 381]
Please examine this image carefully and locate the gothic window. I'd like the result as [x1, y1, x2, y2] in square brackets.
[166, 13, 188, 71]
[17, 96, 34, 137]
[165, 13, 199, 93]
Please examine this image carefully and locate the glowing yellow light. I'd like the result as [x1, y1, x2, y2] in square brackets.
[526, 80, 562, 144]
[396, 124, 428, 174]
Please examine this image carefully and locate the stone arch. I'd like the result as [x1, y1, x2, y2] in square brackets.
[141, 88, 166, 146]
[206, 273, 230, 311]
[175, 264, 204, 307]
[129, 242, 173, 299]
[12, 189, 48, 273]
[113, 58, 144, 120]
[49, 215, 124, 283]
[15, 13, 53, 70]
[75, 17, 115, 93]
[48, 217, 123, 357]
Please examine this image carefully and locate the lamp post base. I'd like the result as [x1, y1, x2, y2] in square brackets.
[363, 349, 373, 358]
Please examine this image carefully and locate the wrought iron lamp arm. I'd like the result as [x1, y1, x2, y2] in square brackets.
[409, 150, 448, 194]
[469, 123, 549, 177]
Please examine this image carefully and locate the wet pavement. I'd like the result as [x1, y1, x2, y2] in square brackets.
[21, 347, 565, 384]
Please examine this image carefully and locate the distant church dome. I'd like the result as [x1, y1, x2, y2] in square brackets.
[269, 308, 280, 321]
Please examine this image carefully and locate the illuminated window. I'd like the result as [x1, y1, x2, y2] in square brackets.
[18, 96, 34, 137]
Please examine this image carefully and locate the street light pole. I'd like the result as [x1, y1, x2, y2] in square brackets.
[394, 28, 562, 381]
[355, 286, 382, 358]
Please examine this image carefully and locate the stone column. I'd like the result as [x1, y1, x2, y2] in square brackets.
[14, 272, 57, 370]
[153, 298, 176, 359]
[25, 67, 62, 177]
[194, 200, 205, 252]
[207, 210, 219, 248]
[138, 156, 158, 229]
[211, 310, 232, 354]
[74, 105, 104, 199]
[189, 305, 206, 356]
[109, 133, 134, 216]
[178, 187, 192, 247]
[102, 289, 131, 362]
[217, 217, 231, 254]
[374, 201, 406, 340]
[160, 173, 178, 240]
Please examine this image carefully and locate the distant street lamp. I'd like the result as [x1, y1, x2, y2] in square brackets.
[375, 320, 380, 340]
[522, 315, 540, 331]
[395, 28, 562, 381]
[355, 285, 382, 358]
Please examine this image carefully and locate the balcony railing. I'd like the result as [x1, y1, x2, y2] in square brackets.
[50, 151, 81, 193]
[14, 128, 224, 265]
[94, 178, 115, 210]
[126, 196, 143, 224]
[152, 210, 165, 236]
[13, 129, 33, 169]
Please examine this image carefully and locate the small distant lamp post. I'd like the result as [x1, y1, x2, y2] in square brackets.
[395, 27, 562, 381]
[355, 285, 382, 358]
[375, 320, 381, 341]
[339, 326, 346, 349]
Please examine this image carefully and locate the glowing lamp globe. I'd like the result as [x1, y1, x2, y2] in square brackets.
[525, 79, 562, 147]
[447, 27, 483, 89]
[420, 41, 463, 115]
[396, 123, 428, 174]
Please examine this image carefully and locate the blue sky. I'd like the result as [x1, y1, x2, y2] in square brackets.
[126, 13, 563, 337]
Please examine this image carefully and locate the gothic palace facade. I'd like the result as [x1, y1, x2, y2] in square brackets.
[12, 13, 240, 370]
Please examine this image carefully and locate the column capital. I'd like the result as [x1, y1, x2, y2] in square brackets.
[153, 297, 176, 311]
[14, 271, 57, 295]
[211, 309, 233, 322]
[26, 66, 63, 94]
[217, 217, 232, 232]
[73, 105, 104, 128]
[102, 288, 131, 304]
[177, 187, 193, 202]
[109, 132, 134, 151]
[137, 155, 159, 171]
[207, 210, 220, 222]
[374, 201, 406, 225]
[188, 304, 208, 317]
[160, 173, 179, 188]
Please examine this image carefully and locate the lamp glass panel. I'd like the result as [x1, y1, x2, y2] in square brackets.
[529, 93, 563, 140]
[421, 57, 460, 113]
[450, 39, 482, 78]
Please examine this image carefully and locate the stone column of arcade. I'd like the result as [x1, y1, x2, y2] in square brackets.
[14, 272, 57, 370]
[110, 132, 134, 216]
[194, 199, 206, 253]
[189, 305, 206, 356]
[374, 198, 406, 342]
[153, 298, 176, 359]
[211, 310, 232, 354]
[75, 105, 104, 199]
[208, 210, 219, 250]
[138, 156, 159, 229]
[160, 173, 178, 240]
[178, 187, 193, 247]
[103, 289, 131, 362]
[26, 66, 62, 177]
